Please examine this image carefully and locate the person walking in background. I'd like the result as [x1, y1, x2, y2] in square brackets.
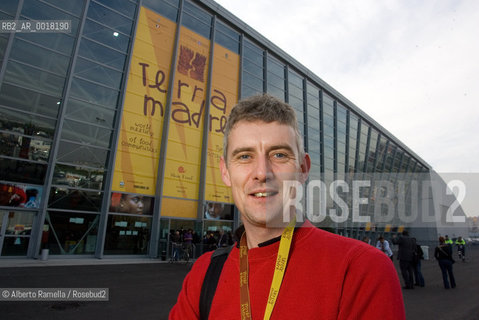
[376, 236, 394, 261]
[434, 236, 456, 289]
[444, 235, 453, 246]
[455, 236, 466, 262]
[392, 230, 417, 289]
[412, 238, 425, 287]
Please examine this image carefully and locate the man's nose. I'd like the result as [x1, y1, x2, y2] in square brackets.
[253, 156, 273, 182]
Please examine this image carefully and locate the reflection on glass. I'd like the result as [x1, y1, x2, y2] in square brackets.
[0, 183, 43, 208]
[82, 19, 130, 52]
[0, 83, 60, 118]
[0, 158, 47, 184]
[74, 57, 123, 89]
[53, 164, 105, 190]
[4, 61, 66, 96]
[104, 214, 151, 255]
[87, 1, 134, 34]
[70, 77, 119, 107]
[11, 38, 71, 75]
[0, 106, 56, 138]
[45, 211, 99, 255]
[48, 187, 103, 212]
[0, 210, 35, 256]
[57, 141, 110, 169]
[78, 38, 127, 70]
[0, 131, 52, 162]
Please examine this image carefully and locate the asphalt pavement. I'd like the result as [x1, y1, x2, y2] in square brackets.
[0, 246, 478, 320]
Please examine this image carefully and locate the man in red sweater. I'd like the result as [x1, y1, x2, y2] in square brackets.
[170, 94, 405, 319]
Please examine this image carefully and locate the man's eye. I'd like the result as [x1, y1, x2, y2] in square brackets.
[238, 154, 251, 160]
[273, 153, 287, 159]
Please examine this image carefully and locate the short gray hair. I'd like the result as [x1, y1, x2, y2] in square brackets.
[223, 94, 304, 162]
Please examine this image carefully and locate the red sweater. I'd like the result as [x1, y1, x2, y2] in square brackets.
[170, 221, 405, 319]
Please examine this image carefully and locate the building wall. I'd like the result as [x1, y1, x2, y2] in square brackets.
[0, 0, 437, 259]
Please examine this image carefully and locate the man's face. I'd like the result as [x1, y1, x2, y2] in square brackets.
[220, 120, 310, 229]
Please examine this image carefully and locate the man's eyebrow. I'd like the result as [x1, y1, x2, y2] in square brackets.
[267, 144, 295, 154]
[230, 147, 255, 158]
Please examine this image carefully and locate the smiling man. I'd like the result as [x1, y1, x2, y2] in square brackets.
[170, 94, 405, 320]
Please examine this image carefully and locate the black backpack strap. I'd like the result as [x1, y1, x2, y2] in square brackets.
[199, 245, 234, 320]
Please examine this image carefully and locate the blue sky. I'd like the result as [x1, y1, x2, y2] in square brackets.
[215, 0, 479, 174]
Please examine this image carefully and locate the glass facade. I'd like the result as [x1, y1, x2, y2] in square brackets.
[0, 0, 443, 260]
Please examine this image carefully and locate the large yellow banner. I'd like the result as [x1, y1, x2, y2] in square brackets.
[113, 6, 239, 213]
[112, 7, 176, 195]
[205, 43, 239, 203]
[162, 27, 210, 199]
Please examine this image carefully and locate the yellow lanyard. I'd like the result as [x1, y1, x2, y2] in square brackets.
[239, 217, 296, 320]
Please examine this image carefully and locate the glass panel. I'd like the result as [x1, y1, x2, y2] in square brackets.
[60, 119, 112, 148]
[21, 0, 80, 34]
[323, 103, 334, 116]
[83, 19, 130, 52]
[0, 34, 9, 61]
[45, 211, 100, 255]
[242, 71, 263, 90]
[53, 164, 105, 190]
[0, 131, 52, 162]
[2, 211, 34, 235]
[1, 211, 35, 256]
[104, 214, 151, 254]
[0, 158, 47, 184]
[65, 98, 116, 128]
[0, 107, 56, 139]
[243, 40, 263, 65]
[143, 0, 178, 22]
[267, 72, 284, 89]
[0, 183, 43, 208]
[74, 57, 123, 89]
[4, 61, 66, 96]
[307, 105, 319, 120]
[289, 95, 303, 111]
[288, 70, 303, 88]
[267, 57, 284, 77]
[17, 32, 76, 56]
[95, 0, 137, 19]
[215, 21, 240, 53]
[10, 38, 70, 75]
[0, 84, 60, 118]
[0, 0, 19, 16]
[243, 59, 263, 78]
[267, 84, 285, 101]
[87, 1, 133, 34]
[57, 141, 110, 169]
[70, 77, 120, 108]
[337, 104, 347, 124]
[48, 187, 103, 212]
[42, 0, 84, 16]
[182, 1, 211, 39]
[78, 38, 127, 70]
[241, 85, 262, 99]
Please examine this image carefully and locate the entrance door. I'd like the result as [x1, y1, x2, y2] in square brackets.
[0, 210, 35, 256]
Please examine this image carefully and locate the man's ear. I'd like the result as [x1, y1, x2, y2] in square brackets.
[300, 153, 311, 183]
[220, 156, 231, 187]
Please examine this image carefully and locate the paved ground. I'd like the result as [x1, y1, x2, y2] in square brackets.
[0, 246, 478, 319]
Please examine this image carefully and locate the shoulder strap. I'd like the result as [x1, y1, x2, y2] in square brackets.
[199, 245, 234, 320]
